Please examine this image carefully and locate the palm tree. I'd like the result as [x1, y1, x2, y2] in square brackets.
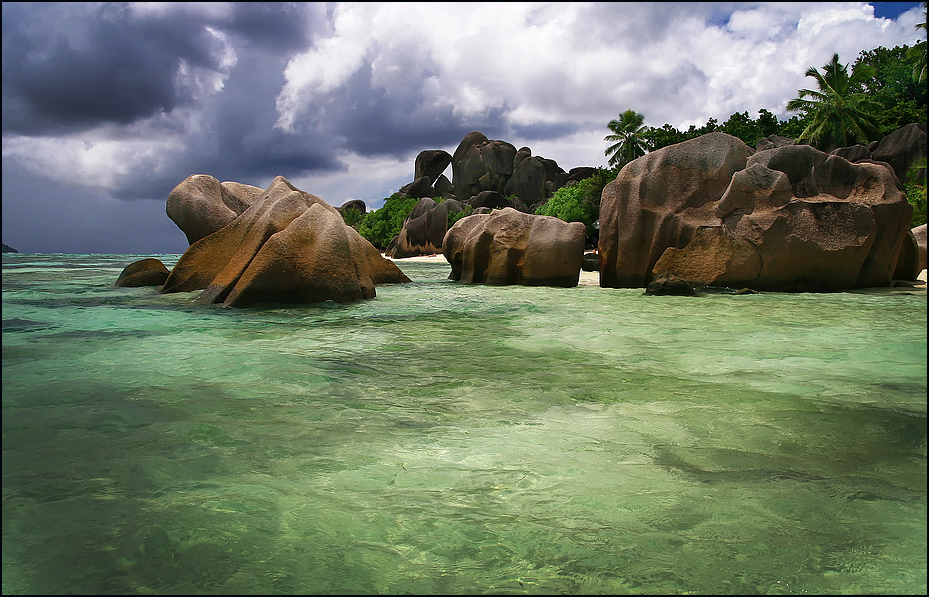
[604, 110, 651, 168]
[908, 2, 927, 83]
[786, 53, 883, 151]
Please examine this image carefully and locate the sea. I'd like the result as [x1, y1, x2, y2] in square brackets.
[2, 252, 926, 595]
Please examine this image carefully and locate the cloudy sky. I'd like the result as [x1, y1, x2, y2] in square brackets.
[2, 2, 925, 254]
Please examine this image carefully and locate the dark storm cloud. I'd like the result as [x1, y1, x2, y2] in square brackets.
[308, 61, 512, 159]
[224, 2, 316, 51]
[106, 42, 345, 202]
[2, 3, 228, 134]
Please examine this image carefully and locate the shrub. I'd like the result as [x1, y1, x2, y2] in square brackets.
[535, 169, 617, 237]
[904, 158, 927, 227]
[447, 204, 475, 227]
[340, 206, 364, 229]
[357, 193, 420, 250]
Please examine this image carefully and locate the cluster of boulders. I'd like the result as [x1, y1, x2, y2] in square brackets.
[600, 124, 926, 292]
[116, 124, 926, 305]
[385, 131, 597, 258]
[117, 175, 410, 306]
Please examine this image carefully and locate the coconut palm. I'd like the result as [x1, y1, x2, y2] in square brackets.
[909, 2, 927, 83]
[786, 53, 883, 151]
[604, 110, 651, 168]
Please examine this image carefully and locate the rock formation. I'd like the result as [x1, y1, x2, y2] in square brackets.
[338, 199, 367, 215]
[114, 258, 169, 287]
[599, 132, 753, 288]
[913, 223, 928, 273]
[414, 150, 453, 185]
[161, 176, 410, 306]
[443, 207, 585, 287]
[602, 133, 914, 292]
[1, 243, 18, 253]
[386, 198, 467, 258]
[166, 175, 263, 245]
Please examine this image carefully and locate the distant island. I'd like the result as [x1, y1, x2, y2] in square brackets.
[2, 243, 19, 253]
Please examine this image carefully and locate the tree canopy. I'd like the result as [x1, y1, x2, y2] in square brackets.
[784, 53, 883, 151]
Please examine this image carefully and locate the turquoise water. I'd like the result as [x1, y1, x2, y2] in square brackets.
[2, 253, 926, 595]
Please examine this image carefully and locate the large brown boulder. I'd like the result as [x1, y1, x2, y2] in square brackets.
[385, 198, 461, 258]
[451, 132, 518, 200]
[161, 176, 410, 306]
[115, 258, 170, 287]
[599, 132, 754, 288]
[443, 207, 585, 287]
[166, 175, 261, 245]
[913, 224, 928, 273]
[652, 144, 912, 291]
[504, 154, 550, 207]
[869, 123, 927, 185]
[414, 149, 452, 184]
[892, 228, 921, 281]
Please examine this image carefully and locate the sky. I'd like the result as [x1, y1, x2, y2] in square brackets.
[2, 2, 926, 254]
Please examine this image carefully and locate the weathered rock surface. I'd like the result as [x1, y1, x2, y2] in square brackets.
[338, 199, 367, 215]
[913, 223, 928, 273]
[892, 228, 921, 281]
[414, 150, 453, 184]
[643, 140, 912, 291]
[166, 175, 261, 245]
[869, 123, 927, 185]
[443, 207, 585, 287]
[645, 273, 698, 296]
[386, 198, 464, 258]
[756, 134, 796, 151]
[599, 132, 754, 288]
[115, 258, 170, 287]
[162, 176, 410, 306]
[400, 176, 435, 199]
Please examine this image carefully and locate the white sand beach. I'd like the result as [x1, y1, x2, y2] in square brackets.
[386, 254, 927, 290]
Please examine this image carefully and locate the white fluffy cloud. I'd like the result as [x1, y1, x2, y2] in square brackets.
[277, 2, 924, 138]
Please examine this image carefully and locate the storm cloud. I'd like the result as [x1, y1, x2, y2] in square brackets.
[2, 2, 925, 254]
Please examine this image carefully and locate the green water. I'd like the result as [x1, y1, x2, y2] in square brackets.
[2, 253, 926, 595]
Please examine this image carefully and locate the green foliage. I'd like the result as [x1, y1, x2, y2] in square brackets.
[536, 169, 617, 236]
[853, 44, 928, 134]
[641, 123, 692, 151]
[904, 158, 927, 227]
[357, 193, 419, 250]
[909, 3, 927, 83]
[340, 206, 364, 229]
[447, 204, 475, 227]
[786, 53, 883, 151]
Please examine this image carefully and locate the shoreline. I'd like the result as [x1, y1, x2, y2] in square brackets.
[384, 254, 927, 290]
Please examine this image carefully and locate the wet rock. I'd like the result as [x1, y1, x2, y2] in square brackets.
[115, 258, 170, 287]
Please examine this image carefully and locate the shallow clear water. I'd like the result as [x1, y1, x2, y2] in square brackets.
[2, 253, 926, 595]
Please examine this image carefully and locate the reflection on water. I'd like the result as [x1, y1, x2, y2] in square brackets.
[2, 254, 926, 594]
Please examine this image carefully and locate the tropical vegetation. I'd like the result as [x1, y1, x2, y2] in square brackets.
[354, 26, 927, 248]
[356, 193, 420, 250]
[785, 53, 883, 151]
[536, 168, 618, 239]
[604, 109, 651, 169]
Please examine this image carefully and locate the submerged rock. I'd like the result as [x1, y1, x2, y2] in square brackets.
[115, 258, 170, 287]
